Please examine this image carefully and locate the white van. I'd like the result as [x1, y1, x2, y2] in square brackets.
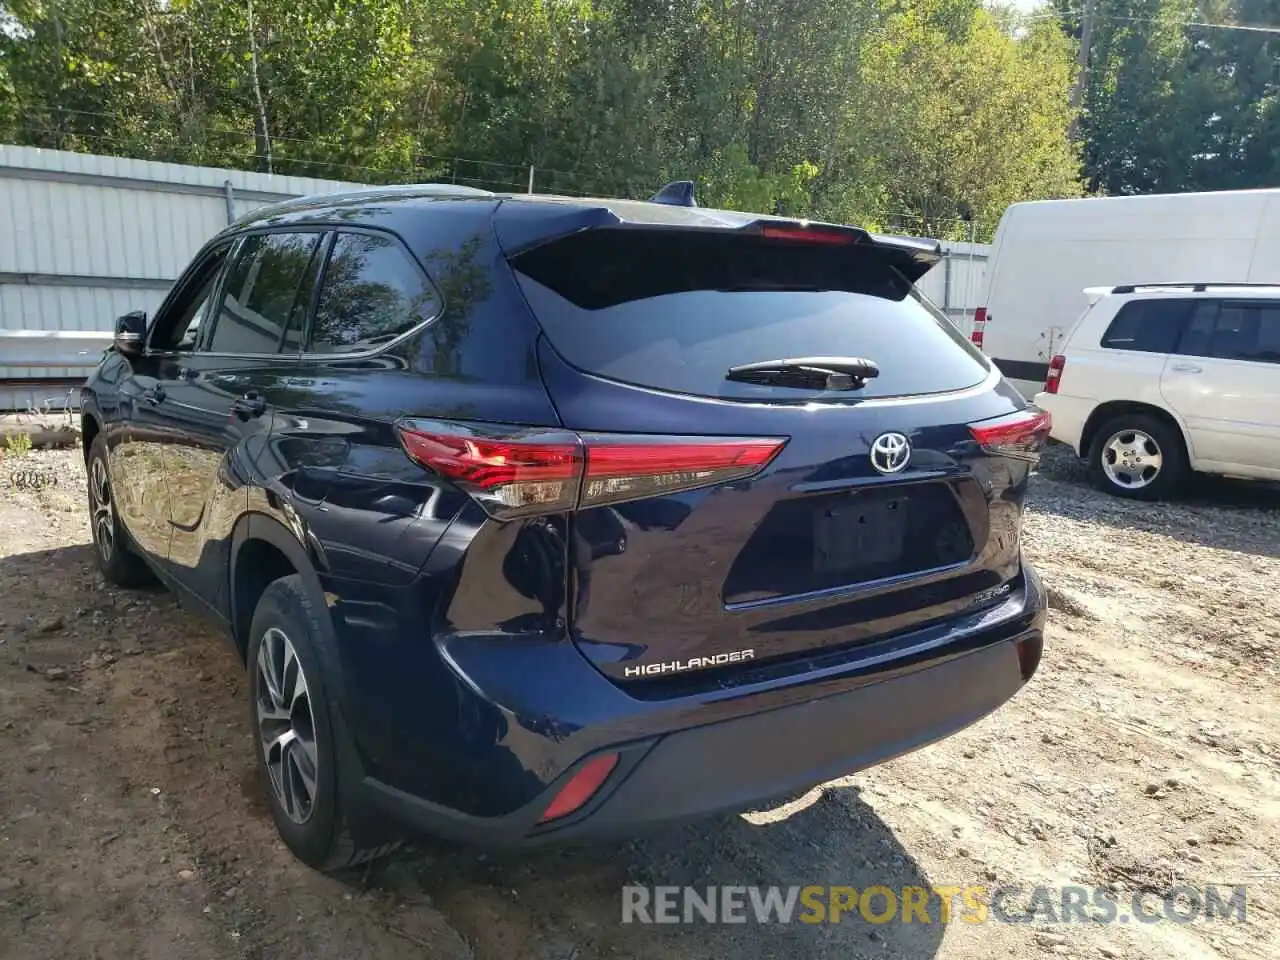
[976, 188, 1280, 397]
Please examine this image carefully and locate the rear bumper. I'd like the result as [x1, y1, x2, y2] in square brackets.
[1034, 391, 1095, 454]
[357, 564, 1047, 848]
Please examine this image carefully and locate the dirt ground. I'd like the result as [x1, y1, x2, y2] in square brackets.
[1, 444, 1277, 960]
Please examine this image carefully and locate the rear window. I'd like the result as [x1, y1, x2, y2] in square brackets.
[1100, 299, 1195, 354]
[511, 230, 990, 401]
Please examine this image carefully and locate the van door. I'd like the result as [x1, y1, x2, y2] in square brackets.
[1160, 299, 1280, 474]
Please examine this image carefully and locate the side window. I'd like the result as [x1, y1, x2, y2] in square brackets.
[1175, 302, 1219, 358]
[308, 232, 440, 354]
[205, 232, 323, 355]
[1206, 302, 1280, 364]
[149, 245, 231, 351]
[1099, 299, 1193, 354]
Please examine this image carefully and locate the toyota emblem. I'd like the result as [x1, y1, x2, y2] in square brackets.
[869, 432, 911, 474]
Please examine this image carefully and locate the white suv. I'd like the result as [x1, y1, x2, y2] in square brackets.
[1034, 282, 1280, 499]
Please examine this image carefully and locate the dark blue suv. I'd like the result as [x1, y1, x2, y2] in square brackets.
[81, 184, 1048, 871]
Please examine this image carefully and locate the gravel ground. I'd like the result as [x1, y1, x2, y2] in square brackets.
[0, 443, 1277, 960]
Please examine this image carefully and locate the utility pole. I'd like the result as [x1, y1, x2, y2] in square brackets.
[1068, 0, 1097, 141]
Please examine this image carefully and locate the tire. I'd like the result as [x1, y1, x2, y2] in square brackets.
[86, 433, 155, 587]
[1087, 414, 1188, 501]
[247, 574, 398, 872]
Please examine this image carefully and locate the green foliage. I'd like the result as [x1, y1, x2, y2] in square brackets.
[1064, 0, 1280, 195]
[1, 0, 1085, 237]
[5, 432, 33, 458]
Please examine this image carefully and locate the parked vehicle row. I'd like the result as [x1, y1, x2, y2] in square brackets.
[976, 191, 1280, 500]
[1034, 283, 1280, 499]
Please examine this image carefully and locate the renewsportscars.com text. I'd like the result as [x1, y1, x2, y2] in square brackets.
[621, 884, 1249, 926]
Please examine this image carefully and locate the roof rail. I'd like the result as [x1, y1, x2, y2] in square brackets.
[1111, 281, 1280, 294]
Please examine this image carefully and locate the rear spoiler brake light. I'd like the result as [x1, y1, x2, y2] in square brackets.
[496, 207, 942, 283]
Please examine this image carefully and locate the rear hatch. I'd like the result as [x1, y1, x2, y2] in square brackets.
[497, 204, 1043, 689]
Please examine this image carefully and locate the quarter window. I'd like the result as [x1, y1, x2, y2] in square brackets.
[148, 244, 231, 352]
[206, 232, 323, 355]
[308, 232, 439, 353]
[1099, 300, 1194, 354]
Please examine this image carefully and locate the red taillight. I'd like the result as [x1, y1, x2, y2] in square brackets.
[397, 421, 787, 519]
[969, 408, 1052, 461]
[581, 436, 783, 509]
[539, 753, 619, 823]
[397, 427, 583, 517]
[759, 224, 856, 245]
[1044, 355, 1066, 394]
[971, 307, 987, 348]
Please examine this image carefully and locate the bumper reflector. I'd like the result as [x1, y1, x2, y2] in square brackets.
[538, 753, 619, 823]
[1016, 634, 1044, 681]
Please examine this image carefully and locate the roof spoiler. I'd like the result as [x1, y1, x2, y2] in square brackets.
[495, 207, 943, 283]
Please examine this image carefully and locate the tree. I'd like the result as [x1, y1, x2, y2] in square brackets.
[2, 0, 1086, 237]
[1062, 0, 1280, 195]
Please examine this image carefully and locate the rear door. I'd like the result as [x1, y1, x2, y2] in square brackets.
[506, 223, 1039, 685]
[1161, 298, 1280, 472]
[256, 227, 459, 584]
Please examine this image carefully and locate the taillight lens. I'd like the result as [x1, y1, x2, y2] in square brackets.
[397, 420, 787, 519]
[969, 408, 1052, 461]
[397, 425, 584, 518]
[1044, 354, 1066, 394]
[971, 307, 987, 349]
[580, 435, 783, 509]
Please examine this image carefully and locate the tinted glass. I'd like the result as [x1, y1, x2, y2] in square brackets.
[512, 230, 990, 401]
[1174, 301, 1219, 358]
[1100, 299, 1193, 354]
[309, 232, 439, 353]
[207, 232, 322, 354]
[1208, 302, 1280, 363]
[150, 245, 230, 351]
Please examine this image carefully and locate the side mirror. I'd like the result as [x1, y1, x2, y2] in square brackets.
[114, 311, 147, 356]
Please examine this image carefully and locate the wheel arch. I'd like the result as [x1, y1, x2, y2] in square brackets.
[229, 512, 330, 663]
[1080, 400, 1192, 464]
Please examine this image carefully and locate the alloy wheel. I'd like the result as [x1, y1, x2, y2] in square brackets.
[90, 457, 115, 561]
[1102, 429, 1163, 491]
[255, 627, 320, 824]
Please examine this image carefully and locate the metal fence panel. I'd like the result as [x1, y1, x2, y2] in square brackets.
[1, 145, 995, 408]
[0, 145, 365, 407]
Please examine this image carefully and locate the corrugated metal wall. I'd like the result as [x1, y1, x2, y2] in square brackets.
[917, 239, 989, 339]
[0, 145, 364, 410]
[0, 145, 992, 411]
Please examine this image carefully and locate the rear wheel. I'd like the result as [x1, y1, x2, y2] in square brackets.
[86, 433, 155, 587]
[1087, 414, 1187, 501]
[247, 574, 398, 872]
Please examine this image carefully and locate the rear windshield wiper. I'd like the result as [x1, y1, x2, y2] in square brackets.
[725, 356, 880, 391]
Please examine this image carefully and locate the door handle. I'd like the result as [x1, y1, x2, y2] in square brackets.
[1171, 363, 1202, 374]
[231, 392, 267, 420]
[144, 385, 166, 405]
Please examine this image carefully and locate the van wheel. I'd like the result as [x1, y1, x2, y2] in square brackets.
[248, 575, 399, 872]
[1087, 414, 1187, 501]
